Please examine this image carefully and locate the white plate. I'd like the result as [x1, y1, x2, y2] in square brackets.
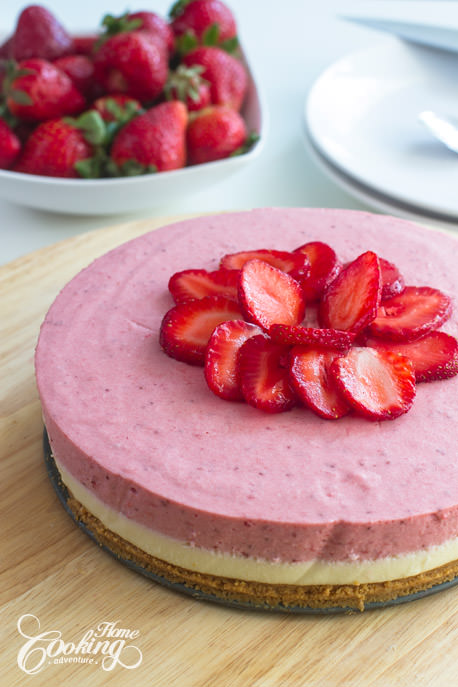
[304, 128, 458, 230]
[305, 37, 458, 220]
[0, 50, 266, 216]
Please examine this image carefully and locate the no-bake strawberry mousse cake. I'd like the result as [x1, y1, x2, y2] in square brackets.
[35, 208, 458, 611]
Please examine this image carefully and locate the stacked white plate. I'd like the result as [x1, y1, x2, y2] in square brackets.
[304, 36, 458, 228]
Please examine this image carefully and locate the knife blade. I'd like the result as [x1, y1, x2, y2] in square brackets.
[339, 1, 458, 53]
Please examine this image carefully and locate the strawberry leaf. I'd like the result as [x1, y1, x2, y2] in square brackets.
[106, 158, 157, 177]
[74, 149, 107, 178]
[202, 23, 220, 46]
[175, 31, 199, 55]
[220, 36, 239, 54]
[9, 89, 33, 106]
[230, 132, 260, 157]
[169, 0, 191, 19]
[101, 13, 143, 36]
[65, 111, 108, 146]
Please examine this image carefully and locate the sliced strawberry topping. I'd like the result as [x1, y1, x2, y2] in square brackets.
[168, 268, 239, 303]
[159, 295, 242, 365]
[289, 347, 349, 419]
[368, 286, 452, 342]
[205, 320, 263, 400]
[238, 259, 306, 330]
[366, 332, 458, 383]
[330, 346, 416, 420]
[293, 241, 341, 302]
[238, 335, 297, 413]
[319, 251, 381, 333]
[379, 257, 405, 301]
[269, 324, 355, 352]
[220, 249, 310, 281]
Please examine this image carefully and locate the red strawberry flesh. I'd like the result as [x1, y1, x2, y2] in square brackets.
[221, 248, 310, 281]
[379, 257, 405, 301]
[289, 346, 349, 419]
[205, 320, 263, 400]
[238, 259, 306, 330]
[368, 286, 452, 342]
[330, 346, 416, 420]
[159, 295, 243, 365]
[319, 251, 381, 333]
[270, 324, 355, 352]
[294, 241, 341, 302]
[366, 332, 458, 383]
[238, 335, 297, 413]
[169, 268, 239, 303]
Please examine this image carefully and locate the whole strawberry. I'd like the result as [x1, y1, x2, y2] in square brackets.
[9, 5, 74, 61]
[13, 118, 94, 177]
[110, 101, 188, 174]
[93, 31, 168, 103]
[170, 0, 237, 50]
[5, 58, 86, 122]
[187, 105, 247, 164]
[182, 46, 247, 111]
[0, 117, 21, 169]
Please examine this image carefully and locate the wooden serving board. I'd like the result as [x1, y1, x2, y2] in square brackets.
[2, 215, 458, 687]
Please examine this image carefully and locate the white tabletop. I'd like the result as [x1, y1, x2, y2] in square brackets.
[0, 0, 383, 266]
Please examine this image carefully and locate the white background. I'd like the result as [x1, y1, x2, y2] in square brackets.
[0, 0, 377, 265]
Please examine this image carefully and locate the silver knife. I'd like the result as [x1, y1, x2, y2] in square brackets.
[339, 1, 458, 53]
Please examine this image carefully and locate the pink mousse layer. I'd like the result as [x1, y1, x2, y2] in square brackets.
[36, 208, 458, 564]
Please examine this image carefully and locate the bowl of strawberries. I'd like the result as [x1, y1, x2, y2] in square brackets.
[0, 1, 265, 215]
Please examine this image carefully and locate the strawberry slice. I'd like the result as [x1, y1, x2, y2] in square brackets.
[365, 332, 458, 383]
[159, 295, 242, 365]
[289, 347, 349, 419]
[238, 259, 306, 330]
[220, 249, 310, 281]
[293, 241, 341, 302]
[205, 320, 263, 400]
[368, 286, 452, 342]
[168, 268, 239, 303]
[379, 257, 405, 301]
[330, 347, 416, 420]
[238, 335, 297, 413]
[269, 324, 355, 352]
[319, 251, 381, 333]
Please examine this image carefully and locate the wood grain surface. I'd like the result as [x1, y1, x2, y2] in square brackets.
[1, 214, 458, 687]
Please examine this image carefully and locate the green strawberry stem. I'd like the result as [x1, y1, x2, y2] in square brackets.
[74, 148, 108, 179]
[105, 158, 158, 177]
[94, 12, 143, 49]
[168, 0, 192, 20]
[64, 111, 108, 146]
[164, 64, 208, 103]
[230, 132, 260, 157]
[0, 59, 34, 119]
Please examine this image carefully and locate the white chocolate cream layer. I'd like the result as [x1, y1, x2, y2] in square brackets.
[57, 460, 458, 586]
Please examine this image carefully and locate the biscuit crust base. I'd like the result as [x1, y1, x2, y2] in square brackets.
[65, 494, 458, 612]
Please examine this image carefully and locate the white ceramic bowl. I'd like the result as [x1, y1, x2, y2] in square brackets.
[0, 51, 266, 216]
